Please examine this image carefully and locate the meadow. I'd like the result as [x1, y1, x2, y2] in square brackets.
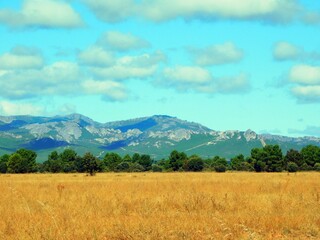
[0, 172, 319, 240]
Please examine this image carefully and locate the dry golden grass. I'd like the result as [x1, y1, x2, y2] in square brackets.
[0, 172, 319, 240]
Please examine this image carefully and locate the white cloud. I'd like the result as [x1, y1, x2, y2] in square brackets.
[289, 65, 320, 85]
[212, 73, 250, 93]
[191, 42, 243, 66]
[82, 80, 127, 101]
[0, 61, 82, 99]
[83, 0, 136, 23]
[78, 46, 115, 67]
[0, 59, 130, 101]
[161, 65, 249, 94]
[273, 41, 320, 62]
[0, 43, 165, 101]
[291, 85, 320, 99]
[0, 101, 44, 116]
[42, 61, 81, 82]
[83, 0, 301, 23]
[98, 31, 150, 51]
[194, 73, 250, 94]
[90, 66, 157, 80]
[89, 51, 166, 80]
[288, 64, 320, 102]
[118, 51, 166, 67]
[0, 0, 83, 29]
[0, 46, 44, 69]
[163, 66, 212, 84]
[141, 0, 297, 22]
[273, 42, 301, 61]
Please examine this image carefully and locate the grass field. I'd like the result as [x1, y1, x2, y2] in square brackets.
[0, 172, 319, 239]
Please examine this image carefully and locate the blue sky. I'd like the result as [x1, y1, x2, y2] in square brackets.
[0, 0, 320, 137]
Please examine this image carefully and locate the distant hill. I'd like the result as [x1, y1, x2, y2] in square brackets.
[0, 114, 319, 161]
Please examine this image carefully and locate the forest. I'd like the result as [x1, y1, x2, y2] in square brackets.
[0, 144, 320, 174]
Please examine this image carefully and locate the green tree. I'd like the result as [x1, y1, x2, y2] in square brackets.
[138, 154, 152, 171]
[16, 148, 37, 173]
[43, 151, 63, 173]
[74, 156, 86, 172]
[264, 145, 283, 172]
[285, 149, 304, 169]
[152, 164, 163, 172]
[241, 161, 255, 171]
[60, 149, 77, 162]
[287, 162, 298, 172]
[211, 156, 228, 169]
[115, 162, 130, 172]
[7, 153, 24, 173]
[301, 145, 320, 168]
[0, 154, 9, 173]
[251, 145, 284, 172]
[214, 164, 227, 172]
[132, 153, 140, 163]
[314, 163, 320, 171]
[103, 153, 122, 171]
[185, 155, 204, 172]
[300, 162, 313, 171]
[43, 149, 78, 173]
[157, 159, 171, 171]
[82, 152, 99, 176]
[251, 148, 267, 172]
[230, 154, 245, 171]
[128, 162, 144, 172]
[48, 150, 59, 161]
[254, 160, 266, 172]
[123, 154, 132, 162]
[169, 150, 187, 171]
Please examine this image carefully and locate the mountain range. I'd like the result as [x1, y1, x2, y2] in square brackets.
[0, 114, 319, 161]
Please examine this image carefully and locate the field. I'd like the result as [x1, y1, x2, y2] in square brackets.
[0, 172, 319, 239]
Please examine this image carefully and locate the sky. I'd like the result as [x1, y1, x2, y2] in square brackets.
[0, 0, 320, 137]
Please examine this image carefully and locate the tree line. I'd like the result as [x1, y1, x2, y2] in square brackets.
[0, 144, 320, 174]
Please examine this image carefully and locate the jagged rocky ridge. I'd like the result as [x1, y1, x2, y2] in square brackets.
[0, 114, 319, 160]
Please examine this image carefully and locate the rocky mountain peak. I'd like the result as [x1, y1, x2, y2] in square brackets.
[0, 113, 320, 160]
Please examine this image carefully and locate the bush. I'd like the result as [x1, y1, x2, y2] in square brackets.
[214, 164, 226, 172]
[314, 163, 320, 171]
[254, 160, 266, 172]
[129, 162, 145, 172]
[115, 162, 130, 172]
[241, 162, 254, 172]
[287, 162, 298, 172]
[300, 163, 313, 171]
[186, 156, 204, 172]
[152, 164, 163, 172]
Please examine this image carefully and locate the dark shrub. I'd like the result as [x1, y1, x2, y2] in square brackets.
[214, 164, 226, 172]
[287, 162, 298, 172]
[152, 164, 163, 172]
[115, 162, 130, 172]
[186, 156, 204, 172]
[314, 163, 320, 171]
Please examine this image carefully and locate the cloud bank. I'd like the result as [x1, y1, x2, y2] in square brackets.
[0, 46, 44, 69]
[0, 0, 83, 29]
[0, 58, 127, 101]
[83, 0, 318, 24]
